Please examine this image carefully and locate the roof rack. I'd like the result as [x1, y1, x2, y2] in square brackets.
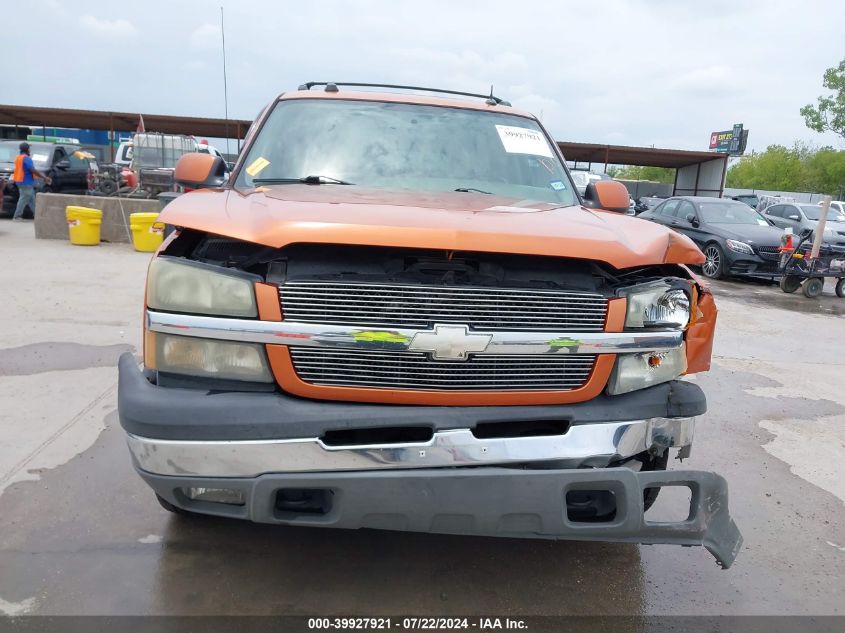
[297, 82, 511, 106]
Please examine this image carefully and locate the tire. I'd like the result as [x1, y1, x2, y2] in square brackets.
[155, 493, 197, 516]
[802, 277, 824, 298]
[836, 278, 845, 298]
[98, 178, 118, 196]
[779, 275, 802, 293]
[701, 243, 725, 279]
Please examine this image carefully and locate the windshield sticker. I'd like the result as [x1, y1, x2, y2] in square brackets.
[32, 153, 49, 163]
[245, 156, 270, 177]
[495, 125, 553, 158]
[550, 180, 566, 191]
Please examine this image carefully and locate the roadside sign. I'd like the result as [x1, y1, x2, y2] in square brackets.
[709, 124, 747, 155]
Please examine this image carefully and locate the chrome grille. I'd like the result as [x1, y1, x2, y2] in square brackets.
[289, 348, 597, 391]
[755, 246, 782, 261]
[279, 282, 608, 331]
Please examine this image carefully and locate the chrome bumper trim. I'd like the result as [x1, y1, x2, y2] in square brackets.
[145, 310, 683, 356]
[127, 417, 694, 478]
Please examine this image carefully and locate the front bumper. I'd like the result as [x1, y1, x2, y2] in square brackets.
[141, 467, 742, 569]
[725, 251, 779, 276]
[118, 354, 741, 567]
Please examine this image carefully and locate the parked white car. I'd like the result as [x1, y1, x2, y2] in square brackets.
[821, 200, 845, 215]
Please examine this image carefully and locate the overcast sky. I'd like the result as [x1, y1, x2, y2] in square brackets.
[5, 0, 844, 154]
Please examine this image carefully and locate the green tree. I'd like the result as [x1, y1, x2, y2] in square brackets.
[805, 147, 845, 195]
[609, 165, 675, 183]
[801, 58, 845, 140]
[726, 143, 845, 196]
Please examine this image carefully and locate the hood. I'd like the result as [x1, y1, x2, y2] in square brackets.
[710, 222, 785, 246]
[160, 185, 705, 269]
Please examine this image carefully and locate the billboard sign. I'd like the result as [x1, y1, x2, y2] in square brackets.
[709, 124, 746, 155]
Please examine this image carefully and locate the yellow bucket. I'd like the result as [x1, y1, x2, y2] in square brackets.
[129, 212, 165, 252]
[66, 206, 102, 246]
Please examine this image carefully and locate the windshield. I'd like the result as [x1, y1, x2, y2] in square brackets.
[0, 142, 17, 164]
[0, 142, 51, 169]
[699, 201, 770, 225]
[235, 99, 577, 205]
[802, 204, 845, 221]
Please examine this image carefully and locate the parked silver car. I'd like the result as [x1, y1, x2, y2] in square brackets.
[762, 202, 845, 246]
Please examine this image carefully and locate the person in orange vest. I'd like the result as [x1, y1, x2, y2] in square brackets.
[12, 142, 51, 221]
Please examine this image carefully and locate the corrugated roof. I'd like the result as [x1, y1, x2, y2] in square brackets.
[558, 141, 726, 169]
[0, 104, 251, 139]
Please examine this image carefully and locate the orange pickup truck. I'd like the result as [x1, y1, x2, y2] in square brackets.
[118, 83, 741, 568]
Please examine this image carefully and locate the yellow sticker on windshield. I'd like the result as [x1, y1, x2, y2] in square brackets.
[245, 156, 270, 177]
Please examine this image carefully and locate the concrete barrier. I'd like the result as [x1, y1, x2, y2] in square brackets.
[34, 193, 161, 243]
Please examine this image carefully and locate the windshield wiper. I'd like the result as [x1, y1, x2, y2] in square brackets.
[454, 187, 492, 194]
[253, 175, 353, 185]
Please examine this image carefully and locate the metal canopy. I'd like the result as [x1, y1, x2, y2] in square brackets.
[558, 141, 726, 169]
[0, 104, 251, 139]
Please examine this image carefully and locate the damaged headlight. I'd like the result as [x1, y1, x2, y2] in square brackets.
[147, 257, 257, 317]
[621, 280, 691, 329]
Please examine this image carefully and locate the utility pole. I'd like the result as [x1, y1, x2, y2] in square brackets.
[221, 6, 230, 156]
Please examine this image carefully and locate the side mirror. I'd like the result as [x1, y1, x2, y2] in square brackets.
[787, 214, 800, 221]
[686, 213, 700, 227]
[55, 159, 70, 170]
[583, 180, 630, 213]
[174, 153, 226, 189]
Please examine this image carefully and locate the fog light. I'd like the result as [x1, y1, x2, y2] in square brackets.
[607, 345, 687, 395]
[156, 333, 273, 382]
[184, 487, 245, 506]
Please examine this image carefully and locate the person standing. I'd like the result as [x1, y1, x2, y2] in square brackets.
[12, 142, 51, 221]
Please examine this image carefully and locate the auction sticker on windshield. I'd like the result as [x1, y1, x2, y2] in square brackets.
[495, 125, 553, 158]
[246, 156, 270, 177]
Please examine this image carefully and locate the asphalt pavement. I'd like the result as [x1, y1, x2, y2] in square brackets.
[1, 219, 843, 617]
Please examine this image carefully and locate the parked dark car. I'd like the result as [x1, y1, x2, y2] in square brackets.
[0, 141, 99, 217]
[731, 194, 760, 209]
[638, 196, 784, 279]
[635, 196, 666, 214]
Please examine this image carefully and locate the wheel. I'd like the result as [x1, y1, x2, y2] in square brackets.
[98, 178, 118, 196]
[701, 243, 725, 279]
[779, 275, 802, 293]
[836, 278, 845, 298]
[155, 493, 197, 516]
[802, 277, 824, 298]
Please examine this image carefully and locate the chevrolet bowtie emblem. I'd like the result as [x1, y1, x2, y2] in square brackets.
[408, 324, 492, 360]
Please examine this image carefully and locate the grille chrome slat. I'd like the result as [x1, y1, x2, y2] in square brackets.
[279, 282, 609, 332]
[283, 282, 605, 296]
[289, 348, 597, 391]
[281, 292, 608, 304]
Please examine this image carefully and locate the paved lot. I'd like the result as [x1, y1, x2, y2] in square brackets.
[1, 219, 844, 617]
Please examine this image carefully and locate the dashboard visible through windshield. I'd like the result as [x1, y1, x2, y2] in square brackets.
[235, 99, 577, 205]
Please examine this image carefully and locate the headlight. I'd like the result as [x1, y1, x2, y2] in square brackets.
[147, 257, 256, 317]
[725, 239, 754, 254]
[156, 333, 273, 382]
[622, 281, 691, 329]
[606, 345, 687, 395]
